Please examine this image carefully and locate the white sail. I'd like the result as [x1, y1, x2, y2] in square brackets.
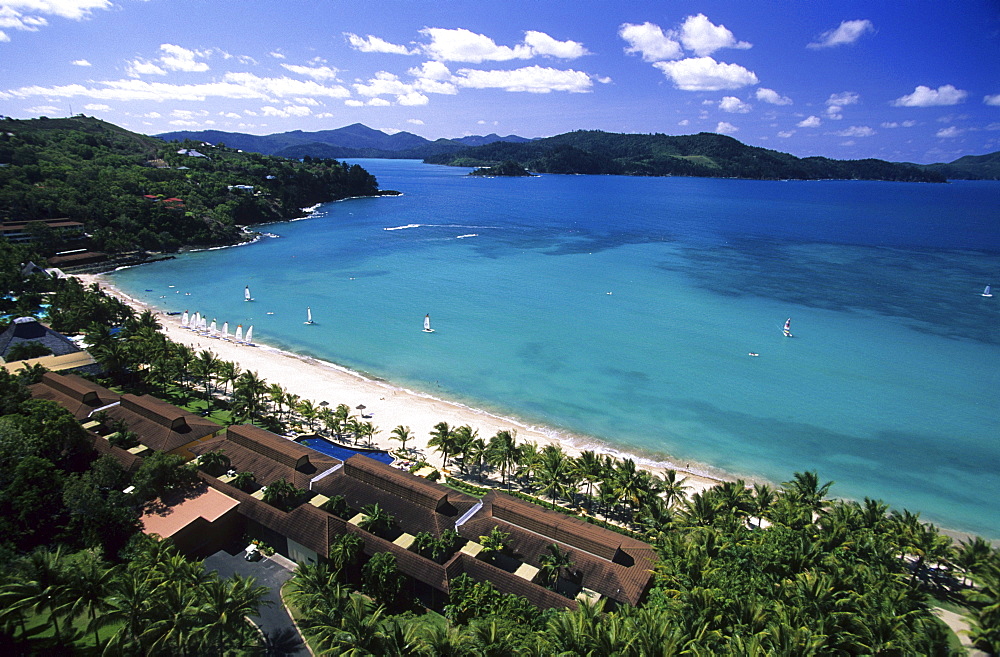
[193, 312, 201, 329]
[181, 310, 189, 327]
[235, 325, 243, 342]
[244, 285, 252, 301]
[222, 321, 229, 340]
[200, 316, 208, 332]
[245, 325, 253, 345]
[984, 285, 993, 298]
[423, 314, 434, 332]
[209, 319, 217, 335]
[306, 307, 313, 324]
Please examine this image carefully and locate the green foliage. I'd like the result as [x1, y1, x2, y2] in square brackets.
[130, 451, 198, 502]
[469, 160, 533, 177]
[427, 130, 947, 182]
[0, 116, 384, 254]
[4, 340, 52, 362]
[444, 574, 544, 628]
[361, 551, 403, 605]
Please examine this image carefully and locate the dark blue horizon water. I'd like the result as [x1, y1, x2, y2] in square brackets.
[111, 160, 1000, 538]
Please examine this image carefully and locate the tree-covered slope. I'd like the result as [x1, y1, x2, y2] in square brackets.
[918, 150, 1000, 180]
[426, 130, 946, 182]
[0, 116, 383, 254]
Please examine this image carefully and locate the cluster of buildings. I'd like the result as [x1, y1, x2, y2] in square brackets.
[28, 370, 658, 611]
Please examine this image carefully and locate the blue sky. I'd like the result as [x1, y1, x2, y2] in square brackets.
[1, 0, 998, 163]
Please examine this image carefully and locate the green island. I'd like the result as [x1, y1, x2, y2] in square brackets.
[427, 130, 946, 182]
[0, 116, 393, 258]
[0, 255, 997, 654]
[468, 160, 535, 177]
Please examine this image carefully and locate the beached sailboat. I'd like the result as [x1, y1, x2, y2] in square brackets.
[181, 310, 189, 328]
[222, 321, 229, 340]
[423, 314, 435, 333]
[244, 285, 253, 302]
[209, 319, 217, 337]
[305, 307, 314, 325]
[783, 318, 793, 338]
[245, 325, 254, 345]
[983, 285, 993, 298]
[192, 312, 201, 330]
[235, 324, 243, 343]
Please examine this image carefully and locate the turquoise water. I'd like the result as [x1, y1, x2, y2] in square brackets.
[297, 438, 394, 465]
[110, 160, 1000, 538]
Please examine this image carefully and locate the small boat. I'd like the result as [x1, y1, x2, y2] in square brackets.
[222, 321, 229, 340]
[983, 285, 993, 298]
[181, 310, 189, 327]
[245, 325, 254, 345]
[423, 314, 435, 333]
[783, 318, 793, 338]
[209, 319, 217, 337]
[305, 307, 314, 325]
[234, 324, 243, 343]
[748, 352, 759, 357]
[244, 285, 253, 302]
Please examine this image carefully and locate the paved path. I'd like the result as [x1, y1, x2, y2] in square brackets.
[204, 547, 309, 656]
[933, 607, 989, 657]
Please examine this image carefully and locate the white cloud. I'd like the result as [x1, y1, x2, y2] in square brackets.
[407, 119, 424, 125]
[777, 130, 795, 138]
[397, 91, 429, 105]
[881, 120, 917, 128]
[281, 63, 340, 81]
[126, 60, 167, 77]
[367, 98, 390, 107]
[168, 119, 200, 127]
[756, 88, 792, 105]
[71, 59, 91, 66]
[345, 33, 418, 55]
[170, 109, 207, 119]
[83, 103, 109, 110]
[718, 96, 751, 113]
[522, 30, 589, 59]
[25, 105, 59, 114]
[408, 61, 452, 81]
[261, 104, 312, 118]
[269, 51, 286, 59]
[653, 56, 758, 91]
[808, 19, 874, 49]
[619, 22, 682, 62]
[158, 44, 210, 73]
[354, 71, 413, 97]
[0, 0, 111, 41]
[892, 84, 967, 107]
[984, 94, 1000, 106]
[679, 14, 751, 56]
[219, 111, 241, 119]
[292, 97, 320, 106]
[936, 126, 963, 138]
[715, 121, 738, 134]
[344, 99, 364, 107]
[453, 65, 593, 93]
[835, 125, 874, 137]
[827, 91, 859, 106]
[678, 119, 690, 126]
[798, 115, 822, 127]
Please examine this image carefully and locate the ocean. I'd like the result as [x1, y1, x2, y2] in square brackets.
[109, 159, 1000, 538]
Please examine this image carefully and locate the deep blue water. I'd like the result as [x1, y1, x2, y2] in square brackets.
[111, 160, 1000, 538]
[297, 438, 394, 465]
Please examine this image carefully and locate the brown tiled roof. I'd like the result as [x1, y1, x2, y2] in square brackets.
[227, 424, 315, 470]
[190, 427, 340, 490]
[458, 491, 656, 606]
[88, 431, 142, 474]
[342, 456, 451, 511]
[347, 525, 450, 592]
[29, 372, 117, 420]
[104, 394, 221, 453]
[454, 552, 577, 611]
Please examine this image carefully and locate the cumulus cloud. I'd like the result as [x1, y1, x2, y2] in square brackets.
[827, 91, 859, 106]
[281, 63, 340, 81]
[835, 125, 874, 137]
[936, 126, 963, 138]
[82, 103, 109, 110]
[798, 115, 822, 127]
[408, 60, 452, 81]
[261, 105, 312, 118]
[808, 19, 874, 49]
[345, 33, 418, 55]
[718, 96, 751, 113]
[881, 120, 916, 128]
[71, 59, 91, 66]
[653, 56, 758, 91]
[397, 91, 429, 105]
[619, 22, 683, 62]
[453, 65, 593, 93]
[984, 94, 1000, 106]
[0, 0, 113, 41]
[777, 130, 795, 138]
[679, 14, 751, 57]
[159, 44, 210, 72]
[756, 88, 792, 105]
[126, 60, 167, 77]
[715, 121, 738, 134]
[677, 119, 690, 126]
[892, 84, 967, 107]
[419, 27, 586, 63]
[407, 118, 424, 125]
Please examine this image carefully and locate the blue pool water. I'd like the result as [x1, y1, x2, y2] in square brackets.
[111, 160, 1000, 538]
[298, 437, 394, 465]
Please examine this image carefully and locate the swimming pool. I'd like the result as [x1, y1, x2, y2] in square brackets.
[297, 437, 394, 465]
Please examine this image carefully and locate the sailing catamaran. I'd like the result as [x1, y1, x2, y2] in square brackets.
[983, 285, 993, 298]
[423, 314, 434, 333]
[244, 285, 253, 302]
[245, 325, 254, 345]
[235, 324, 243, 343]
[209, 319, 217, 337]
[222, 322, 229, 340]
[181, 310, 189, 328]
[783, 318, 793, 338]
[305, 307, 314, 325]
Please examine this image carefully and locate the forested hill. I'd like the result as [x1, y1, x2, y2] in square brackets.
[917, 151, 1000, 180]
[0, 116, 384, 254]
[425, 130, 946, 183]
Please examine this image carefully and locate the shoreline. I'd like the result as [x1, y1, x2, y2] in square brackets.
[80, 273, 727, 497]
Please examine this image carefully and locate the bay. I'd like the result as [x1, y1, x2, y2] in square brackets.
[110, 160, 1000, 538]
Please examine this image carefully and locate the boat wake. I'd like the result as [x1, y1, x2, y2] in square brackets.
[384, 224, 422, 231]
[456, 234, 478, 239]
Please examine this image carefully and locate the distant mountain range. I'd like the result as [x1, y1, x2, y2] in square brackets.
[156, 123, 532, 160]
[156, 124, 999, 181]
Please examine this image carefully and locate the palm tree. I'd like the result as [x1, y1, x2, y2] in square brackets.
[262, 478, 299, 509]
[659, 468, 691, 510]
[4, 547, 73, 643]
[478, 527, 510, 563]
[782, 470, 833, 516]
[215, 360, 241, 398]
[573, 450, 603, 506]
[359, 502, 395, 536]
[198, 449, 230, 476]
[230, 471, 256, 492]
[487, 429, 520, 490]
[267, 383, 285, 418]
[537, 444, 573, 503]
[389, 425, 412, 453]
[98, 570, 151, 654]
[514, 441, 541, 491]
[198, 574, 271, 655]
[65, 550, 116, 646]
[751, 482, 776, 527]
[610, 457, 646, 518]
[328, 534, 365, 575]
[233, 370, 268, 422]
[418, 622, 474, 656]
[538, 543, 573, 590]
[297, 399, 319, 432]
[451, 424, 478, 474]
[360, 421, 379, 447]
[428, 421, 456, 468]
[192, 349, 219, 400]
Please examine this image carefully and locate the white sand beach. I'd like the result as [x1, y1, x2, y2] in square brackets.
[79, 273, 721, 496]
